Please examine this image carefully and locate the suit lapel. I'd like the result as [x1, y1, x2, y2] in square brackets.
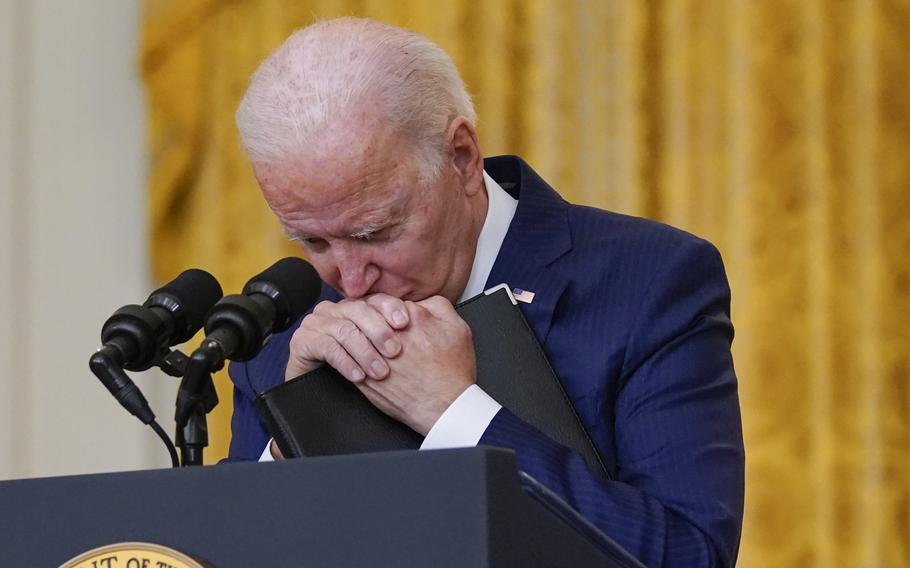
[487, 262, 568, 344]
[484, 156, 572, 344]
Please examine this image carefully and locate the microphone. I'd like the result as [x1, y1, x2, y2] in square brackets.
[175, 257, 321, 425]
[90, 269, 223, 423]
[95, 269, 224, 371]
[200, 257, 321, 362]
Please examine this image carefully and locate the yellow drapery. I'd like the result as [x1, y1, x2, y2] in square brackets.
[141, 1, 909, 565]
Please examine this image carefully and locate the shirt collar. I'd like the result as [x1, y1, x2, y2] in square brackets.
[458, 171, 518, 302]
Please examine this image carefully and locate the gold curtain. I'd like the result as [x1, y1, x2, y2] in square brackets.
[141, 1, 910, 565]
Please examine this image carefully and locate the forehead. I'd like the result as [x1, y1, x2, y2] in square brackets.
[259, 110, 405, 193]
[253, 147, 418, 235]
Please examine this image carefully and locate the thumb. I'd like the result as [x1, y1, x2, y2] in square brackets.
[415, 295, 459, 321]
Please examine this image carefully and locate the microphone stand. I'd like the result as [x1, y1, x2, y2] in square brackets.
[174, 340, 225, 466]
[176, 408, 209, 467]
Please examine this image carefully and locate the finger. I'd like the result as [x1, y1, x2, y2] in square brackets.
[312, 299, 339, 316]
[415, 295, 458, 320]
[285, 323, 322, 380]
[356, 378, 393, 411]
[313, 299, 402, 359]
[334, 299, 403, 360]
[315, 332, 370, 383]
[286, 322, 366, 383]
[323, 313, 392, 380]
[404, 300, 432, 323]
[291, 313, 376, 381]
[269, 439, 284, 460]
[364, 293, 410, 329]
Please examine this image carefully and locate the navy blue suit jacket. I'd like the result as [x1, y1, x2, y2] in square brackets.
[227, 156, 744, 567]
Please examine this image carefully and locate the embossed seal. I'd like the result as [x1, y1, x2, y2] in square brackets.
[59, 542, 207, 568]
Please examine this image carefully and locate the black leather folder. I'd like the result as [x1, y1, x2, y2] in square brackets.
[255, 285, 608, 478]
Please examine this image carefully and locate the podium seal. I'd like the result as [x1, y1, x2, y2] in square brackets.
[59, 542, 208, 568]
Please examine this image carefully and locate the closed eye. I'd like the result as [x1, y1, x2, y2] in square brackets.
[286, 232, 328, 250]
[350, 224, 392, 242]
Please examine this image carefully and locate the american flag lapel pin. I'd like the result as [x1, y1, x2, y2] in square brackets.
[512, 288, 536, 304]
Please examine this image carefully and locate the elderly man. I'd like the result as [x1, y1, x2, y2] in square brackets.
[228, 17, 744, 567]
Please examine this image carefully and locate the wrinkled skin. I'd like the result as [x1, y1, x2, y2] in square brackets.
[253, 113, 487, 444]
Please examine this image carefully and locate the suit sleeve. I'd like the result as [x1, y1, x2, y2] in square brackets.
[222, 360, 271, 463]
[479, 239, 744, 567]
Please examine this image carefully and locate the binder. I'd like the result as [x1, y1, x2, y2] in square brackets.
[255, 285, 608, 478]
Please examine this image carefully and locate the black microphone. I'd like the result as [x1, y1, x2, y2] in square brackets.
[201, 257, 321, 362]
[175, 258, 321, 425]
[90, 269, 223, 423]
[95, 269, 223, 370]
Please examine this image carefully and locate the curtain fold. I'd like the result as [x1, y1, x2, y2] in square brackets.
[141, 1, 910, 564]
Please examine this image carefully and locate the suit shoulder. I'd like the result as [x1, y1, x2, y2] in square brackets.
[566, 204, 720, 260]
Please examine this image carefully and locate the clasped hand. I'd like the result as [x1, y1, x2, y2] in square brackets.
[286, 294, 476, 436]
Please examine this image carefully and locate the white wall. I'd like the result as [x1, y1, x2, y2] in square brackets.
[0, 0, 175, 480]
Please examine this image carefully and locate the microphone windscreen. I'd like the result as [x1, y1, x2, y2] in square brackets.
[146, 268, 223, 343]
[243, 257, 322, 331]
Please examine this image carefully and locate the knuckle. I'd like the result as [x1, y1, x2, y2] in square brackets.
[289, 325, 317, 351]
[334, 320, 361, 342]
[341, 298, 380, 324]
[299, 312, 318, 327]
[313, 334, 335, 353]
[367, 292, 393, 305]
[375, 325, 394, 343]
[313, 300, 335, 315]
[350, 299, 377, 320]
[388, 296, 407, 311]
[289, 325, 307, 343]
[322, 339, 348, 362]
[372, 293, 404, 311]
[300, 313, 330, 336]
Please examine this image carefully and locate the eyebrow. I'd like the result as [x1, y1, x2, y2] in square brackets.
[283, 192, 410, 243]
[348, 222, 387, 239]
[348, 205, 409, 239]
[283, 217, 398, 242]
[282, 226, 305, 242]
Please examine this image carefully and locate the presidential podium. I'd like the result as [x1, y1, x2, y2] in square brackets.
[0, 447, 642, 567]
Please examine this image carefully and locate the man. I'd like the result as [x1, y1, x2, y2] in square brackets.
[228, 17, 744, 567]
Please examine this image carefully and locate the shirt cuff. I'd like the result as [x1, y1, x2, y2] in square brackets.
[420, 384, 502, 450]
[259, 440, 275, 462]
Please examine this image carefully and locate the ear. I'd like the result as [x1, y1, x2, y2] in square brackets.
[446, 117, 484, 196]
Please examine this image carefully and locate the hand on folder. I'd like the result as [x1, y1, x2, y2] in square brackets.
[357, 296, 476, 435]
[257, 286, 606, 476]
[285, 293, 476, 436]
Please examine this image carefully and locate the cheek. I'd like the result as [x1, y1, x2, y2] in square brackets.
[306, 254, 339, 286]
[374, 239, 438, 275]
[308, 245, 402, 282]
[304, 247, 355, 285]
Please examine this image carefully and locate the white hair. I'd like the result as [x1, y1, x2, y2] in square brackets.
[235, 17, 476, 179]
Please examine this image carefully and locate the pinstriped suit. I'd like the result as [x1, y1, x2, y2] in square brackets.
[227, 156, 744, 567]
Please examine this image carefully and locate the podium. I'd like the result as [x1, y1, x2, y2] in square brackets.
[0, 447, 642, 567]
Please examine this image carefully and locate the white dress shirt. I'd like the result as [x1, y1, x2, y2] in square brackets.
[261, 171, 517, 461]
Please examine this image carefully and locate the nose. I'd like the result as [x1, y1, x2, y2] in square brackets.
[334, 245, 380, 298]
